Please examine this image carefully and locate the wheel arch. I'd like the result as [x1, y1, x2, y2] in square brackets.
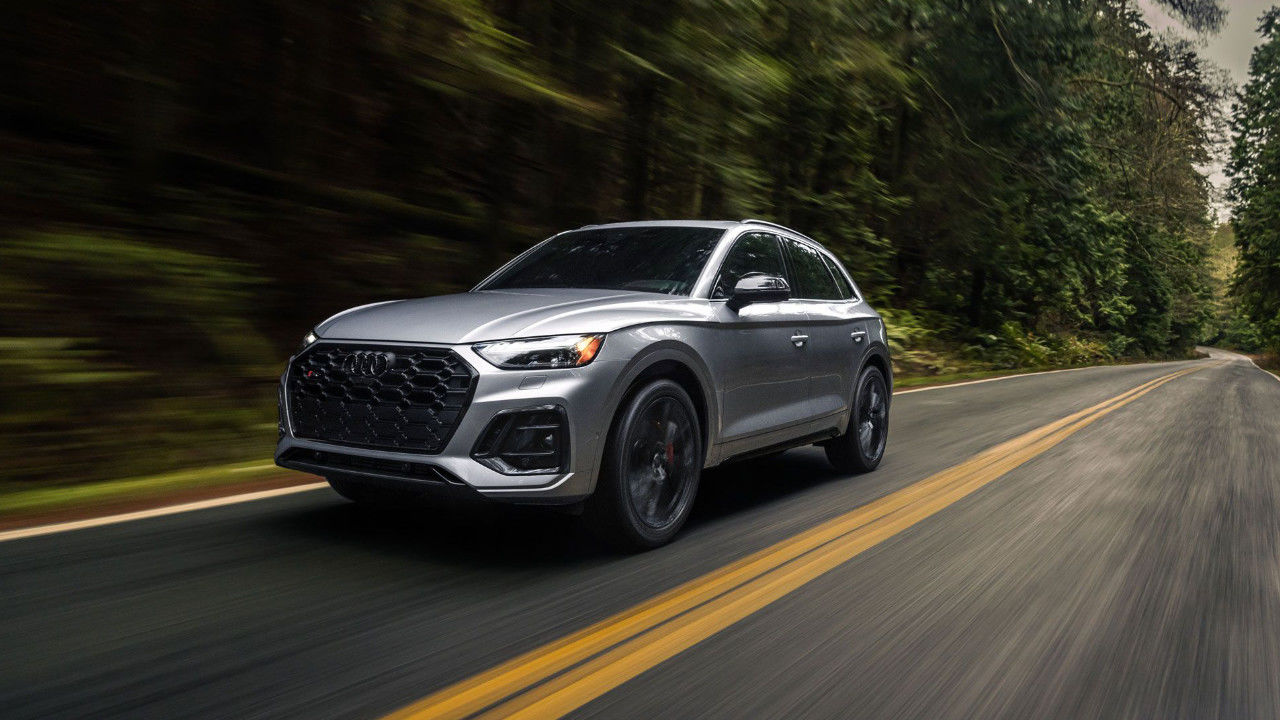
[839, 344, 892, 435]
[601, 339, 717, 467]
[860, 345, 893, 396]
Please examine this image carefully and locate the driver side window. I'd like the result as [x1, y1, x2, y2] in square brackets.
[712, 233, 788, 299]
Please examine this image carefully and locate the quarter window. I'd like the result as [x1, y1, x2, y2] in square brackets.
[822, 253, 857, 300]
[784, 239, 842, 300]
[712, 233, 788, 299]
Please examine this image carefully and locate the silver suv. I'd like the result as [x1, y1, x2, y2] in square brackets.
[276, 220, 891, 548]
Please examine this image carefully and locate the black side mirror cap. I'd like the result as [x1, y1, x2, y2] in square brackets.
[726, 274, 791, 311]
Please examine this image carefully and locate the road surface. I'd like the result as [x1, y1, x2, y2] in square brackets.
[4, 349, 1280, 719]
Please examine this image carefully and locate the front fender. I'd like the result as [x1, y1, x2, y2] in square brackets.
[595, 325, 719, 460]
[604, 326, 716, 427]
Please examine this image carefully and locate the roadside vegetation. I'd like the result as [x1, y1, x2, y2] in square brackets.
[0, 0, 1252, 496]
[1225, 7, 1280, 374]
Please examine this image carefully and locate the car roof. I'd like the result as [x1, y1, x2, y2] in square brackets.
[574, 220, 741, 230]
[574, 219, 816, 243]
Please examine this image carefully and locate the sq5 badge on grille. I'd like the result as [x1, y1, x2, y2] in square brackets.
[341, 350, 392, 378]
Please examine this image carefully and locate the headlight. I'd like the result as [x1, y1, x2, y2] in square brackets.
[299, 330, 318, 351]
[473, 334, 604, 369]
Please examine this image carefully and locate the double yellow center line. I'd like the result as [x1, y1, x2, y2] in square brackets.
[386, 362, 1213, 720]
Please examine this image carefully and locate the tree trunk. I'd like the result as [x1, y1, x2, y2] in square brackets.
[623, 78, 657, 219]
[127, 0, 175, 212]
[968, 266, 987, 328]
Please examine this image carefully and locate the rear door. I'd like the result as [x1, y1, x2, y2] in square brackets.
[781, 237, 869, 420]
[709, 232, 815, 443]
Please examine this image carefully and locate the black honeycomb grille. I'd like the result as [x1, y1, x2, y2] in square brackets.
[286, 344, 477, 453]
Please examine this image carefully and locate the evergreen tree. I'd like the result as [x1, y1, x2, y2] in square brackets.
[1228, 7, 1280, 351]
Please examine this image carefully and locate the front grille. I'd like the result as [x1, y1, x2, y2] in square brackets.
[286, 343, 477, 453]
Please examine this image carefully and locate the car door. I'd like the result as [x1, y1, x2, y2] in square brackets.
[709, 232, 815, 443]
[781, 237, 870, 420]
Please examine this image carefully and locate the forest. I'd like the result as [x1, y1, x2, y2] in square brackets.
[1, 0, 1274, 488]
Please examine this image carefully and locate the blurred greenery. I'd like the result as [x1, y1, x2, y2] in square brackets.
[0, 0, 1240, 488]
[0, 461, 282, 518]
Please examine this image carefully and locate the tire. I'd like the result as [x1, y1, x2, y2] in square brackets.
[825, 365, 889, 473]
[584, 379, 703, 551]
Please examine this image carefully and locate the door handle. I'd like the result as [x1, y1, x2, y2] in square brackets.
[850, 330, 867, 343]
[790, 333, 809, 347]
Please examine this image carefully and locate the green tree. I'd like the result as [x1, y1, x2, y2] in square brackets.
[1228, 7, 1280, 351]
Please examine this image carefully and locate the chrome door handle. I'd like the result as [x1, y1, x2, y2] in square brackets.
[790, 333, 809, 347]
[850, 330, 867, 343]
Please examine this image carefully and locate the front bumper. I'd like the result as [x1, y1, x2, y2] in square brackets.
[274, 341, 626, 504]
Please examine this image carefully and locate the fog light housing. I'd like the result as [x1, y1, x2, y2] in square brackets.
[471, 405, 569, 475]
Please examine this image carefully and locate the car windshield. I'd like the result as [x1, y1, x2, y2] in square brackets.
[479, 226, 724, 296]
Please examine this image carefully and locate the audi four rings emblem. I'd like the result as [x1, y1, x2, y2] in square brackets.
[342, 351, 391, 378]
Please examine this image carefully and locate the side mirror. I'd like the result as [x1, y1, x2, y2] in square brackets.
[726, 274, 791, 311]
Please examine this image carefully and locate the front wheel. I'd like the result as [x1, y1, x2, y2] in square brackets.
[584, 379, 703, 550]
[825, 365, 889, 473]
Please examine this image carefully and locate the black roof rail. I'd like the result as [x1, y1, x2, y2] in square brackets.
[739, 218, 815, 242]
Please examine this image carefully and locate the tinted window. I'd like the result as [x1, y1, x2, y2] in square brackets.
[712, 233, 787, 299]
[481, 226, 723, 296]
[785, 239, 842, 299]
[822, 253, 857, 300]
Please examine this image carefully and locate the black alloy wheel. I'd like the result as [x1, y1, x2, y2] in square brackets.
[825, 365, 890, 473]
[855, 371, 888, 463]
[585, 379, 702, 550]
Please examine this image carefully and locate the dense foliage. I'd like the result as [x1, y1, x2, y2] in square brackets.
[1228, 7, 1280, 353]
[0, 0, 1227, 484]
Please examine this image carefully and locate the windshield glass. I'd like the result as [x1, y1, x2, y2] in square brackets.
[479, 226, 724, 296]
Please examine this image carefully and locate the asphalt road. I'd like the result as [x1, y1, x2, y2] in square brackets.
[4, 349, 1280, 720]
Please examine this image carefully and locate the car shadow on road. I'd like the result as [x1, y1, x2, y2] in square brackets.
[692, 448, 845, 526]
[271, 447, 848, 568]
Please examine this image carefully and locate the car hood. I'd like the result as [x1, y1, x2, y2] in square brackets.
[315, 289, 710, 344]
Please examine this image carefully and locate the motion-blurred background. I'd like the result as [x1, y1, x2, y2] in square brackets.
[1, 1, 1275, 511]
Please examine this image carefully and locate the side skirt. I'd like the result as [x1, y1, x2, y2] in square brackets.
[719, 427, 841, 465]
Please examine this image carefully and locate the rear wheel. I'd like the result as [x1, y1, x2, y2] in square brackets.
[825, 365, 889, 473]
[584, 379, 702, 550]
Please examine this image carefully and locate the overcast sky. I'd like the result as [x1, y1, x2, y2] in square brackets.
[1140, 0, 1273, 83]
[1139, 0, 1274, 214]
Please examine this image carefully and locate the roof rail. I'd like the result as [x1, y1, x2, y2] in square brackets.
[739, 218, 814, 241]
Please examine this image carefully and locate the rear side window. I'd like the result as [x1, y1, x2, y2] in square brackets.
[712, 233, 788, 299]
[784, 239, 842, 300]
[822, 254, 857, 300]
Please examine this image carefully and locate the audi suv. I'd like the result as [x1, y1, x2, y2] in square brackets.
[276, 220, 891, 549]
